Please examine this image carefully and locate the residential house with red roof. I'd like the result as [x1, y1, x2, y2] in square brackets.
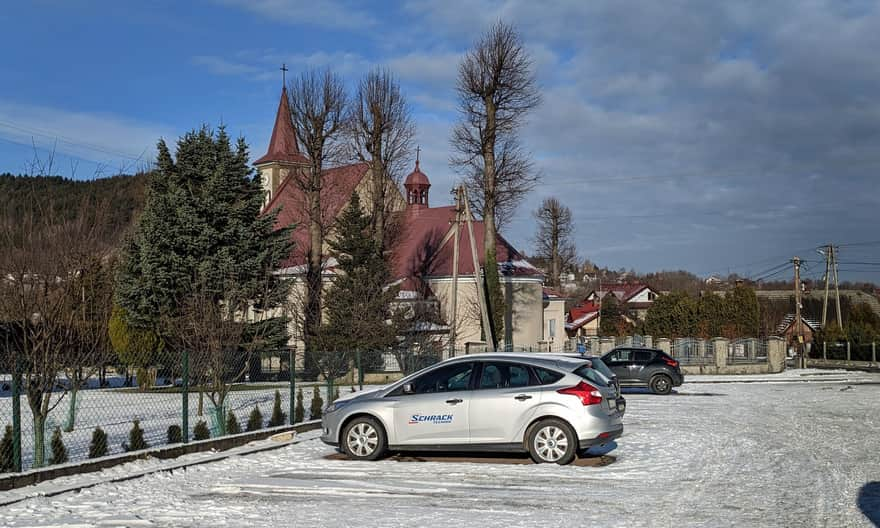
[255, 88, 548, 354]
[585, 283, 660, 320]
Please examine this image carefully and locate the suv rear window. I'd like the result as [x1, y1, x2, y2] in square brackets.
[634, 350, 654, 362]
[574, 364, 611, 387]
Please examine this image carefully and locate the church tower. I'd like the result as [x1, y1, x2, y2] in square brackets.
[254, 86, 309, 206]
[404, 149, 430, 209]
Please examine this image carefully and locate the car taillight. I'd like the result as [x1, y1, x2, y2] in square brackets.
[557, 381, 603, 406]
[663, 357, 679, 368]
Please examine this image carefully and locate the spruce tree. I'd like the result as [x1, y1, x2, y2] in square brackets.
[1, 425, 14, 471]
[246, 406, 263, 432]
[193, 420, 210, 441]
[167, 425, 182, 444]
[89, 427, 109, 458]
[124, 420, 148, 452]
[115, 127, 293, 350]
[268, 389, 286, 427]
[310, 386, 324, 420]
[226, 410, 241, 435]
[294, 387, 305, 423]
[49, 427, 68, 465]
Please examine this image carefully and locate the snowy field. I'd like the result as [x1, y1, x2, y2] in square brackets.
[2, 371, 880, 527]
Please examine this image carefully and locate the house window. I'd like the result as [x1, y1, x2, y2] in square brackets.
[648, 292, 656, 301]
[548, 319, 556, 339]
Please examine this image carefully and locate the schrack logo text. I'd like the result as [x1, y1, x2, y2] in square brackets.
[409, 414, 453, 424]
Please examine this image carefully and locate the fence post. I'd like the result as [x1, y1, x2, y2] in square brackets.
[11, 355, 21, 472]
[846, 342, 851, 363]
[289, 346, 296, 425]
[182, 349, 189, 443]
[356, 350, 363, 391]
[873, 342, 877, 364]
[822, 341, 826, 361]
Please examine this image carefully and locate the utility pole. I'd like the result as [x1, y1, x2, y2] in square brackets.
[821, 245, 831, 327]
[448, 188, 462, 359]
[832, 246, 842, 328]
[792, 256, 804, 368]
[461, 186, 495, 352]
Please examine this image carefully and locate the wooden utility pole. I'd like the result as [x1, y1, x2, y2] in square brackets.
[448, 189, 462, 359]
[793, 256, 804, 368]
[821, 244, 844, 328]
[832, 246, 842, 328]
[461, 186, 496, 352]
[821, 245, 831, 327]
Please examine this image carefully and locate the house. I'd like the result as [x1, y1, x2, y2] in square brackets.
[541, 288, 567, 349]
[564, 300, 601, 337]
[584, 283, 660, 321]
[776, 314, 821, 345]
[256, 87, 548, 354]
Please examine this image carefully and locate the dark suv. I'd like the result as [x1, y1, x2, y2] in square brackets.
[601, 347, 684, 395]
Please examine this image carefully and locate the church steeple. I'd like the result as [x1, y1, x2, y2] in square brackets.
[255, 85, 309, 206]
[404, 147, 430, 209]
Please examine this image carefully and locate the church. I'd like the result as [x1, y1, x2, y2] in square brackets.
[254, 88, 562, 355]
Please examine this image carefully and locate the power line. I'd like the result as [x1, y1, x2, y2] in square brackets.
[0, 118, 149, 162]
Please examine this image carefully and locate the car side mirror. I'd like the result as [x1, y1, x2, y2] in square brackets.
[402, 383, 415, 395]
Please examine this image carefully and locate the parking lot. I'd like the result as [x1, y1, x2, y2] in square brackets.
[2, 373, 880, 527]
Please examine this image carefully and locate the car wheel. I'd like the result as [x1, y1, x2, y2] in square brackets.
[527, 419, 577, 465]
[650, 374, 673, 395]
[341, 416, 387, 461]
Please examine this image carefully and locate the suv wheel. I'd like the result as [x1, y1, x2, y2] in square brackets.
[341, 416, 387, 460]
[650, 374, 673, 395]
[527, 419, 577, 465]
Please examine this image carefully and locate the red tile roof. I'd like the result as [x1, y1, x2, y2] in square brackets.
[566, 301, 601, 331]
[589, 283, 653, 302]
[254, 87, 309, 166]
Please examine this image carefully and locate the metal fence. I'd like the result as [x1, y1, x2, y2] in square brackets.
[669, 338, 716, 366]
[810, 341, 878, 362]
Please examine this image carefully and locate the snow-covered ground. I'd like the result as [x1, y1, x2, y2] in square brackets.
[2, 371, 879, 527]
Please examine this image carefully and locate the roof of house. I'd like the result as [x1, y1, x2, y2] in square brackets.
[776, 313, 822, 334]
[565, 301, 601, 331]
[254, 87, 310, 166]
[587, 283, 655, 303]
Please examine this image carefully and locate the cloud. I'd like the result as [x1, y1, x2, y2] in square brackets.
[0, 101, 174, 173]
[212, 0, 376, 30]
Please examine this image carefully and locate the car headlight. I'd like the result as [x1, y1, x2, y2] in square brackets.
[324, 400, 350, 414]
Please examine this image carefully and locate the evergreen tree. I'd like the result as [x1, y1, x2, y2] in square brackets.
[226, 410, 241, 435]
[644, 291, 699, 337]
[193, 420, 210, 440]
[726, 285, 760, 337]
[310, 386, 324, 420]
[166, 425, 182, 444]
[246, 406, 263, 432]
[315, 192, 399, 376]
[268, 389, 286, 427]
[599, 295, 632, 336]
[696, 293, 726, 338]
[294, 387, 305, 423]
[49, 427, 68, 464]
[1, 425, 14, 471]
[123, 420, 149, 452]
[89, 427, 109, 458]
[115, 127, 292, 350]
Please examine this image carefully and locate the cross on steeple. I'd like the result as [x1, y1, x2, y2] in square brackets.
[280, 63, 288, 85]
[415, 145, 421, 168]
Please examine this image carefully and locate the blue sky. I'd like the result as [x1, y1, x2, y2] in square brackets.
[2, 0, 879, 283]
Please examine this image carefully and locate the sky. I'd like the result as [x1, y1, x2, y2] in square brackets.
[1, 0, 879, 283]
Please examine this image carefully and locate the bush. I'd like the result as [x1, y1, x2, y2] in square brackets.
[193, 420, 210, 441]
[226, 410, 241, 435]
[50, 427, 68, 465]
[310, 386, 324, 420]
[89, 427, 109, 458]
[268, 389, 287, 427]
[167, 424, 182, 444]
[333, 386, 340, 401]
[123, 420, 149, 452]
[294, 387, 305, 423]
[1, 425, 14, 471]
[246, 406, 263, 432]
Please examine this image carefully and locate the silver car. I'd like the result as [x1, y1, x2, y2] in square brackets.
[321, 353, 623, 465]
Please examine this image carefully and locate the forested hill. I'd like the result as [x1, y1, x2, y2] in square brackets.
[0, 172, 149, 235]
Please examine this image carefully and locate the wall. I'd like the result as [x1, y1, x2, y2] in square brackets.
[542, 298, 566, 348]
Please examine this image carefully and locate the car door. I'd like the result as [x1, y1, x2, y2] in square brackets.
[467, 361, 543, 444]
[389, 361, 474, 446]
[603, 349, 634, 382]
[631, 350, 655, 383]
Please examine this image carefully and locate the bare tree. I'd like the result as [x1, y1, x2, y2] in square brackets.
[451, 21, 541, 342]
[349, 67, 415, 248]
[286, 69, 349, 376]
[533, 197, 578, 288]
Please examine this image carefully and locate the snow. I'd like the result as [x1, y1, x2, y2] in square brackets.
[2, 371, 880, 527]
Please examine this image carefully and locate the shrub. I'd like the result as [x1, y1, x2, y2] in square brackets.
[294, 387, 305, 423]
[50, 427, 68, 464]
[333, 386, 340, 401]
[268, 389, 286, 427]
[123, 420, 149, 452]
[89, 427, 109, 458]
[310, 386, 324, 420]
[1, 425, 14, 471]
[226, 410, 241, 435]
[246, 406, 263, 432]
[193, 420, 210, 441]
[167, 425, 182, 444]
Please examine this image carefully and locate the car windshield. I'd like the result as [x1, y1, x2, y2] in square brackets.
[587, 357, 615, 379]
[573, 363, 611, 387]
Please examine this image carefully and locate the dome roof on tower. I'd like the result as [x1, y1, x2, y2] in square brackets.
[404, 159, 430, 187]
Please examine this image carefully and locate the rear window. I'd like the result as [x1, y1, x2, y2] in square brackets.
[533, 367, 564, 385]
[574, 364, 611, 387]
[587, 357, 614, 379]
[634, 350, 654, 362]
